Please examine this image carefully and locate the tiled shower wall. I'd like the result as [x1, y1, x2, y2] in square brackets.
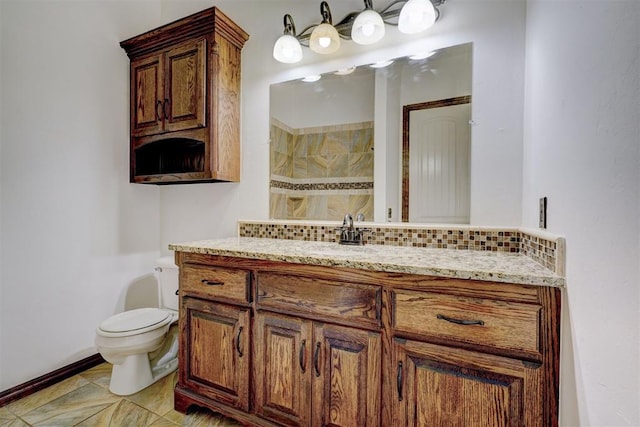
[238, 220, 565, 275]
[270, 119, 374, 221]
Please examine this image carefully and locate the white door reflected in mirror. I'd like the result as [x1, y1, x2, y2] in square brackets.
[409, 103, 471, 223]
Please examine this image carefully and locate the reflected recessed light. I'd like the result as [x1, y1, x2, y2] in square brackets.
[409, 51, 436, 60]
[302, 75, 322, 82]
[334, 66, 356, 75]
[370, 60, 394, 68]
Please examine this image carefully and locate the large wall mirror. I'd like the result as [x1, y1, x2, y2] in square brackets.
[270, 42, 472, 223]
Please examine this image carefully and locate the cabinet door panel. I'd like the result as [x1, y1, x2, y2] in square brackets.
[313, 324, 381, 427]
[393, 338, 542, 427]
[164, 39, 206, 133]
[131, 54, 164, 137]
[181, 297, 249, 411]
[254, 313, 312, 426]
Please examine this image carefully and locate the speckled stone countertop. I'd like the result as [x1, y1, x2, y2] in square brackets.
[169, 237, 564, 287]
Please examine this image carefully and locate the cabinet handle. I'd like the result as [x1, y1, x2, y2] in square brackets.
[155, 100, 164, 120]
[163, 98, 170, 120]
[313, 342, 321, 377]
[299, 339, 307, 373]
[236, 326, 244, 358]
[397, 361, 403, 401]
[375, 289, 382, 321]
[201, 279, 224, 286]
[437, 314, 485, 326]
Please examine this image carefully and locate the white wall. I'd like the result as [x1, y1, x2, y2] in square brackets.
[522, 1, 640, 425]
[0, 1, 164, 389]
[271, 70, 375, 129]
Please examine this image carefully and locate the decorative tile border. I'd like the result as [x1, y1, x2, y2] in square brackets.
[270, 179, 374, 191]
[237, 221, 566, 276]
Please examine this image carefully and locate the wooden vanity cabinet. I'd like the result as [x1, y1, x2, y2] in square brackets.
[129, 39, 206, 138]
[254, 313, 381, 427]
[385, 282, 560, 427]
[175, 259, 252, 414]
[121, 7, 248, 184]
[253, 270, 382, 427]
[173, 253, 560, 427]
[180, 297, 250, 410]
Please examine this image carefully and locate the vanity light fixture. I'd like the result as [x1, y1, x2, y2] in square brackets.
[398, 0, 437, 34]
[309, 1, 341, 54]
[272, 0, 446, 64]
[351, 0, 386, 45]
[273, 14, 303, 63]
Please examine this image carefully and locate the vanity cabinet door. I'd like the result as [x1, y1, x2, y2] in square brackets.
[391, 338, 543, 427]
[180, 296, 250, 411]
[254, 312, 312, 426]
[312, 323, 382, 427]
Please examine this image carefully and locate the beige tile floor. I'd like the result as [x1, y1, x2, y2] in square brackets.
[0, 363, 239, 426]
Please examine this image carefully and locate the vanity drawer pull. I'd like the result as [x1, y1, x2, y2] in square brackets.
[437, 314, 485, 326]
[201, 279, 224, 286]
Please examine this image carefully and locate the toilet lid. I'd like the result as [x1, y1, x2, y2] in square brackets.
[99, 308, 171, 334]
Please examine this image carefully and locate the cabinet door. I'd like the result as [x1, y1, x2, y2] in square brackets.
[254, 313, 312, 426]
[392, 338, 543, 427]
[312, 323, 382, 427]
[131, 53, 164, 137]
[181, 297, 250, 411]
[164, 39, 206, 133]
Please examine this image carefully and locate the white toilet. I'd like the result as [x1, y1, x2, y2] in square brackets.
[95, 256, 179, 396]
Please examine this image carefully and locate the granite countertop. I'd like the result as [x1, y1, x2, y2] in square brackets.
[169, 237, 564, 287]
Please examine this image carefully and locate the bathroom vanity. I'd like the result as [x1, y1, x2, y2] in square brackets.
[170, 237, 562, 426]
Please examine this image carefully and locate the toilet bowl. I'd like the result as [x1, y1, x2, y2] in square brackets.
[95, 257, 179, 396]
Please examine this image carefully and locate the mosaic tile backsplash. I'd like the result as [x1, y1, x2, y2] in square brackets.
[238, 221, 565, 276]
[270, 120, 374, 221]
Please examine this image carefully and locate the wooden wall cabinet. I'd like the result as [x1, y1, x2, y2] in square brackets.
[173, 252, 560, 427]
[121, 8, 248, 184]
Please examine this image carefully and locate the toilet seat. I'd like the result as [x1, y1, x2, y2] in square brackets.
[97, 308, 172, 338]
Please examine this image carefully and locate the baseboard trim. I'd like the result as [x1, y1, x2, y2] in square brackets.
[0, 353, 105, 407]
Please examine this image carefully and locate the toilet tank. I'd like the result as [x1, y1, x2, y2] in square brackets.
[155, 256, 179, 311]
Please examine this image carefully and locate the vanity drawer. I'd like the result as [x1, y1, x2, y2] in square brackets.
[181, 264, 250, 304]
[392, 290, 542, 357]
[256, 272, 381, 329]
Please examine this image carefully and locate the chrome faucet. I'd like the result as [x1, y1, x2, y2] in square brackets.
[343, 213, 354, 231]
[336, 213, 369, 245]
